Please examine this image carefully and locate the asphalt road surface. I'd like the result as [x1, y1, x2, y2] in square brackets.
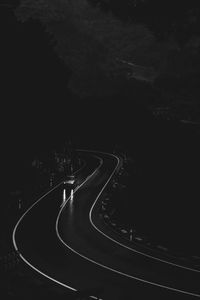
[13, 151, 200, 300]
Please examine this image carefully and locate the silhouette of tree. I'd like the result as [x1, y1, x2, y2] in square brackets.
[15, 0, 166, 98]
[15, 0, 200, 109]
[92, 1, 200, 43]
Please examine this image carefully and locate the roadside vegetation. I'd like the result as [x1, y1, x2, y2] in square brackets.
[14, 0, 200, 116]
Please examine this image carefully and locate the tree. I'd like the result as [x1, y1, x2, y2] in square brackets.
[15, 0, 200, 111]
[15, 0, 165, 98]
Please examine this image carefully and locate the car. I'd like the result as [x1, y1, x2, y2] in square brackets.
[63, 175, 75, 187]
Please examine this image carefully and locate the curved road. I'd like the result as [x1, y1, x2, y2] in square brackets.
[13, 151, 200, 300]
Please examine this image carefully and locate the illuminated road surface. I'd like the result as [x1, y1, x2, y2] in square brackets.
[13, 151, 200, 300]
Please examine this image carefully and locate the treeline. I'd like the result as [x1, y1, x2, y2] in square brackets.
[13, 0, 200, 108]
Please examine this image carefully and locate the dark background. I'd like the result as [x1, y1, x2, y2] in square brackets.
[1, 3, 200, 300]
[2, 3, 152, 181]
[1, 0, 200, 259]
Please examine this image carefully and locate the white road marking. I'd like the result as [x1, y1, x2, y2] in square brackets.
[12, 150, 200, 298]
[12, 155, 103, 300]
[57, 150, 200, 298]
[88, 151, 200, 274]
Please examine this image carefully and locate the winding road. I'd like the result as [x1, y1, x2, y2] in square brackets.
[13, 150, 200, 300]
